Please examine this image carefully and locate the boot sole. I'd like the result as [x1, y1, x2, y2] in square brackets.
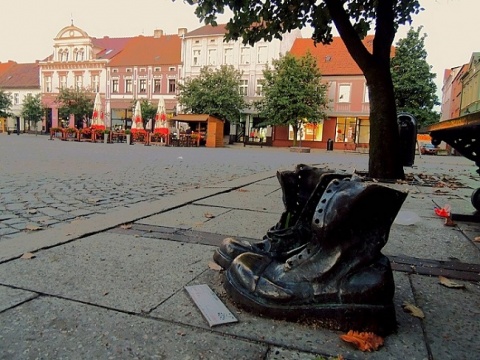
[224, 271, 397, 336]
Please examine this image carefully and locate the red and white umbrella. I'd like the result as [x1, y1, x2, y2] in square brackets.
[132, 100, 143, 131]
[154, 97, 168, 134]
[91, 93, 105, 128]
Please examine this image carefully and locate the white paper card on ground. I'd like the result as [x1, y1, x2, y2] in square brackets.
[185, 284, 238, 327]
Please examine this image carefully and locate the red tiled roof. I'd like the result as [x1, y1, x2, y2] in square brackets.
[92, 37, 133, 60]
[0, 62, 39, 88]
[108, 35, 181, 66]
[290, 35, 394, 76]
[0, 61, 17, 77]
[185, 24, 227, 37]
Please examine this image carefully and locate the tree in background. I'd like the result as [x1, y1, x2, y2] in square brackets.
[183, 0, 423, 179]
[21, 93, 44, 135]
[55, 87, 94, 128]
[391, 27, 440, 128]
[0, 90, 12, 119]
[140, 99, 157, 131]
[178, 65, 246, 122]
[256, 52, 328, 146]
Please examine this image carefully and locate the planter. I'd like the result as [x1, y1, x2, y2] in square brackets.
[126, 134, 131, 145]
[104, 133, 109, 144]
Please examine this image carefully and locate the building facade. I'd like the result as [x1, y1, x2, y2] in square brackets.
[0, 62, 41, 133]
[106, 29, 183, 130]
[284, 36, 382, 150]
[38, 23, 131, 131]
[181, 24, 302, 142]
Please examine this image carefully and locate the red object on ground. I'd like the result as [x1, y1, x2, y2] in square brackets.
[434, 206, 451, 218]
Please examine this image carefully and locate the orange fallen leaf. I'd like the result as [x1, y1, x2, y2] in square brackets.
[21, 252, 36, 259]
[444, 217, 455, 227]
[340, 330, 384, 352]
[402, 301, 425, 318]
[439, 276, 465, 289]
[208, 261, 222, 271]
[204, 213, 215, 219]
[474, 236, 480, 242]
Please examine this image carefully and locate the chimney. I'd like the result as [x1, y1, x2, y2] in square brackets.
[178, 28, 187, 37]
[154, 29, 164, 38]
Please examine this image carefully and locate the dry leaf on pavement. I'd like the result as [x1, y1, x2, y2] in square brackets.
[25, 224, 42, 231]
[208, 261, 222, 271]
[340, 330, 384, 351]
[439, 276, 465, 289]
[402, 301, 425, 318]
[474, 236, 480, 242]
[21, 252, 36, 259]
[204, 213, 215, 219]
[120, 224, 132, 229]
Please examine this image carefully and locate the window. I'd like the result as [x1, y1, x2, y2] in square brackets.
[126, 68, 132, 73]
[139, 79, 147, 93]
[338, 84, 351, 103]
[60, 75, 67, 89]
[61, 50, 69, 62]
[154, 67, 161, 72]
[257, 46, 267, 64]
[75, 75, 83, 89]
[169, 66, 176, 72]
[44, 76, 52, 92]
[256, 79, 264, 96]
[193, 49, 201, 66]
[153, 79, 161, 93]
[125, 79, 132, 93]
[75, 49, 84, 61]
[336, 117, 357, 143]
[224, 48, 233, 65]
[239, 79, 248, 96]
[363, 84, 369, 103]
[91, 75, 100, 92]
[168, 79, 176, 93]
[241, 47, 250, 65]
[208, 49, 217, 65]
[13, 93, 19, 105]
[112, 79, 119, 93]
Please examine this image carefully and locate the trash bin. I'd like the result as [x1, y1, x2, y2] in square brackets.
[397, 112, 417, 167]
[327, 138, 334, 151]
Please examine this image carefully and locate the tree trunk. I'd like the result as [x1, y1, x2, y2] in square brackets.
[292, 125, 298, 147]
[365, 66, 405, 180]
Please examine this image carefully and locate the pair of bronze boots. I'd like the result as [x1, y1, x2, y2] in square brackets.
[213, 164, 407, 335]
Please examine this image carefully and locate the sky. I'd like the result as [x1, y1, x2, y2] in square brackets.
[0, 0, 478, 103]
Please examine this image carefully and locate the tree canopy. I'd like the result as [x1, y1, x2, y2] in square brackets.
[182, 0, 423, 179]
[0, 90, 12, 118]
[257, 52, 328, 146]
[138, 99, 157, 130]
[21, 93, 44, 133]
[55, 87, 95, 128]
[178, 65, 246, 122]
[391, 26, 440, 128]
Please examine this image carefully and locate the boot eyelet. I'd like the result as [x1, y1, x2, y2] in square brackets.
[326, 189, 332, 193]
[298, 254, 303, 259]
[317, 208, 323, 213]
[314, 218, 320, 224]
[333, 180, 340, 185]
[321, 199, 326, 203]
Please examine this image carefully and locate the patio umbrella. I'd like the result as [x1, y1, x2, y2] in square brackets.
[154, 97, 168, 134]
[91, 93, 105, 128]
[132, 100, 143, 131]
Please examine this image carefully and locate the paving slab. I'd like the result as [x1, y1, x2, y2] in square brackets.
[0, 233, 216, 314]
[410, 274, 480, 359]
[0, 285, 38, 312]
[138, 204, 232, 229]
[0, 296, 268, 359]
[151, 269, 427, 359]
[196, 183, 284, 213]
[386, 216, 480, 264]
[197, 209, 282, 239]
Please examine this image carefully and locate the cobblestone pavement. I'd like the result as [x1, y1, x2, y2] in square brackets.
[1, 134, 478, 240]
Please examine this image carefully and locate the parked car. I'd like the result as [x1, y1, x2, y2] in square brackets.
[420, 143, 438, 155]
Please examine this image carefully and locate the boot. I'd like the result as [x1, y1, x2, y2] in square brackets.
[213, 165, 351, 269]
[224, 178, 407, 335]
